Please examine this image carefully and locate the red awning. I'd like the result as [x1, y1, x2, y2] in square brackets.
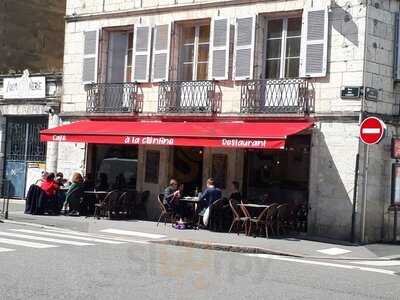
[40, 120, 313, 150]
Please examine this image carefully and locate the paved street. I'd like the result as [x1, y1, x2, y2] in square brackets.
[0, 221, 399, 300]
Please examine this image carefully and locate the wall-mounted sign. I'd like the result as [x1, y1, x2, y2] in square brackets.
[365, 87, 378, 101]
[391, 163, 400, 204]
[341, 86, 362, 99]
[4, 70, 46, 99]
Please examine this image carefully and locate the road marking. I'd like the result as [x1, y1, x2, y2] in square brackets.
[0, 247, 15, 253]
[0, 237, 58, 249]
[350, 260, 400, 267]
[42, 229, 150, 244]
[12, 229, 126, 245]
[0, 231, 95, 246]
[100, 229, 166, 239]
[246, 254, 397, 276]
[362, 128, 380, 134]
[316, 247, 352, 256]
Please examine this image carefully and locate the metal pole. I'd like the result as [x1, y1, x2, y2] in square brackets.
[361, 143, 369, 243]
[394, 206, 398, 242]
[351, 154, 360, 243]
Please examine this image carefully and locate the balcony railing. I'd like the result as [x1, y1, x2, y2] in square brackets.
[240, 78, 313, 114]
[86, 82, 143, 113]
[158, 80, 221, 113]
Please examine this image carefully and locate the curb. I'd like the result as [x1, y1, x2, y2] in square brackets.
[4, 219, 400, 261]
[150, 238, 400, 261]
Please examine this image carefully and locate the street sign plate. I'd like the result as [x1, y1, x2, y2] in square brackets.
[341, 86, 362, 99]
[360, 117, 386, 145]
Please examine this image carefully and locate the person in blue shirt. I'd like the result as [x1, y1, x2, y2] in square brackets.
[197, 178, 222, 213]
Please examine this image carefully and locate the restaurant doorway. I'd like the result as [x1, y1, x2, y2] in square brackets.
[243, 135, 311, 229]
[173, 146, 203, 197]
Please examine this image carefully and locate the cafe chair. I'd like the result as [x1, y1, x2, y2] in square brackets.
[228, 200, 249, 235]
[94, 190, 119, 219]
[136, 190, 150, 219]
[157, 193, 176, 226]
[240, 202, 279, 238]
[276, 204, 292, 235]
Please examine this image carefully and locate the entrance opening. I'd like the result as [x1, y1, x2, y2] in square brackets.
[91, 144, 138, 190]
[173, 146, 203, 196]
[244, 135, 311, 232]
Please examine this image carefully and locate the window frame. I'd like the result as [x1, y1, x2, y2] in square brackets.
[263, 16, 302, 79]
[179, 21, 210, 81]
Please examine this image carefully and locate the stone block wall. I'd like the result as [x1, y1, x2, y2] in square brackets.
[62, 0, 366, 115]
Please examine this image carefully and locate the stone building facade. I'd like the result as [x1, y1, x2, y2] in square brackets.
[49, 0, 400, 242]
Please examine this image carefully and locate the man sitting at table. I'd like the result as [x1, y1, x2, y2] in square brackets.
[197, 178, 222, 214]
[164, 179, 190, 219]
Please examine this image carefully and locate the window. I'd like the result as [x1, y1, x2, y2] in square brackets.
[106, 30, 134, 83]
[265, 17, 301, 79]
[180, 24, 210, 81]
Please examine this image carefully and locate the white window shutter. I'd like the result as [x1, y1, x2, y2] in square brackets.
[300, 7, 329, 78]
[133, 25, 152, 82]
[394, 12, 400, 80]
[233, 16, 256, 80]
[152, 24, 171, 82]
[82, 30, 99, 83]
[209, 17, 230, 80]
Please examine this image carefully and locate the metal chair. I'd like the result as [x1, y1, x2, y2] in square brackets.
[228, 200, 249, 235]
[157, 193, 176, 226]
[94, 190, 119, 219]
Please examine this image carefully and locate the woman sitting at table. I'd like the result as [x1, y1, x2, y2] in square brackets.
[40, 172, 60, 213]
[65, 172, 84, 216]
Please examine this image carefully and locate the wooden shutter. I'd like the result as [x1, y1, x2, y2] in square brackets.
[82, 30, 98, 83]
[152, 24, 171, 82]
[300, 7, 329, 77]
[209, 17, 230, 80]
[133, 25, 152, 82]
[233, 16, 256, 80]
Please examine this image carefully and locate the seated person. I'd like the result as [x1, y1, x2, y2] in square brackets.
[40, 172, 59, 198]
[82, 173, 95, 191]
[40, 172, 60, 214]
[164, 179, 190, 219]
[197, 178, 222, 214]
[55, 172, 67, 187]
[229, 181, 241, 204]
[96, 173, 109, 191]
[66, 172, 84, 215]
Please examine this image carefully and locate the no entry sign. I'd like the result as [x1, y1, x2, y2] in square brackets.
[360, 117, 386, 145]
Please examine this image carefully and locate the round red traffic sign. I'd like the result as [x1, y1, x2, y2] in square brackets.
[360, 117, 386, 145]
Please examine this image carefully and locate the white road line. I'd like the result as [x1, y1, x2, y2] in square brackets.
[246, 254, 397, 276]
[317, 247, 352, 256]
[350, 260, 400, 267]
[42, 229, 150, 244]
[362, 128, 380, 134]
[100, 229, 166, 239]
[11, 229, 126, 245]
[0, 237, 58, 249]
[0, 247, 15, 253]
[0, 231, 95, 246]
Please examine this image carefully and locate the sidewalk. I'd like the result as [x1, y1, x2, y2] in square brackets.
[4, 211, 400, 260]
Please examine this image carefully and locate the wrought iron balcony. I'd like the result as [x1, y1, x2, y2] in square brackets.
[86, 82, 143, 113]
[158, 80, 221, 114]
[240, 79, 313, 114]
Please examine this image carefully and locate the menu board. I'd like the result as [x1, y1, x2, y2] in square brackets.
[391, 163, 400, 204]
[145, 150, 160, 184]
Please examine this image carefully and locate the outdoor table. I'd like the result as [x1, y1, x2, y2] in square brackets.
[83, 191, 108, 195]
[180, 197, 201, 225]
[238, 203, 268, 209]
